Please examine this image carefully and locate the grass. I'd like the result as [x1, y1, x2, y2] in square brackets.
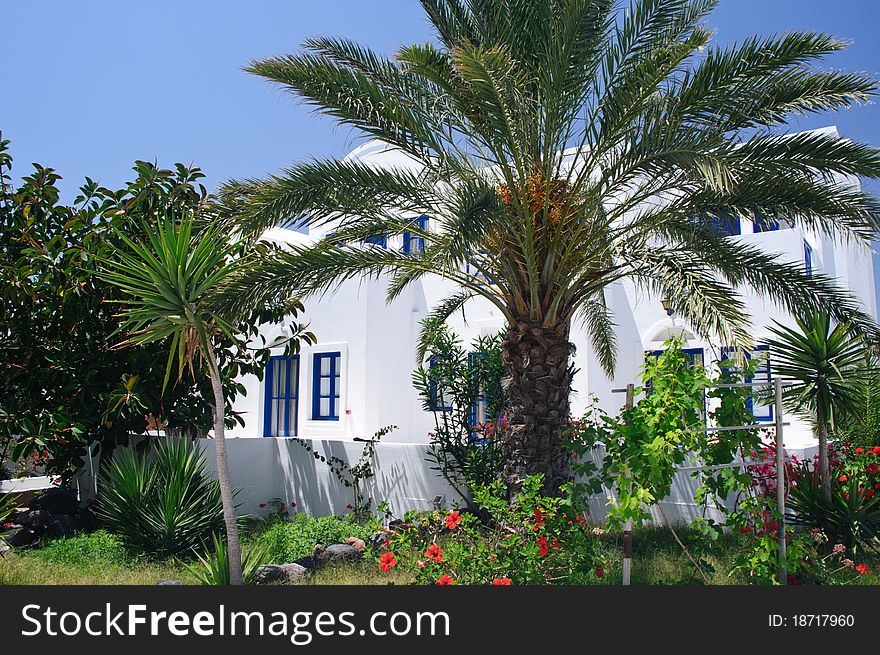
[0, 530, 198, 585]
[251, 514, 374, 564]
[2, 523, 877, 585]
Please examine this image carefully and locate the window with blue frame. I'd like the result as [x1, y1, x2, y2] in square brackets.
[804, 240, 813, 276]
[720, 346, 773, 422]
[263, 355, 300, 437]
[645, 347, 706, 415]
[364, 234, 387, 249]
[696, 211, 740, 237]
[468, 352, 490, 443]
[427, 356, 453, 411]
[403, 215, 428, 254]
[325, 231, 345, 248]
[753, 212, 793, 233]
[312, 352, 341, 420]
[466, 251, 495, 285]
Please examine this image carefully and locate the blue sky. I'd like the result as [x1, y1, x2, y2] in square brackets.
[4, 0, 880, 199]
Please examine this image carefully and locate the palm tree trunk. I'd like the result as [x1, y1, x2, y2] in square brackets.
[816, 403, 832, 504]
[206, 341, 243, 585]
[500, 315, 575, 498]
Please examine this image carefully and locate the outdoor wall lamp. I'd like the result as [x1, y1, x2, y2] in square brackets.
[661, 297, 675, 316]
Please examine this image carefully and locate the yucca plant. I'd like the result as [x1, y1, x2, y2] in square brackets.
[96, 438, 226, 557]
[220, 0, 880, 496]
[185, 533, 270, 585]
[766, 311, 867, 501]
[787, 460, 880, 554]
[100, 215, 250, 580]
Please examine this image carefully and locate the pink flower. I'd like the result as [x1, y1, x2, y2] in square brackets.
[843, 559, 855, 568]
[833, 544, 846, 554]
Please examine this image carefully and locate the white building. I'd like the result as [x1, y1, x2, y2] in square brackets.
[228, 127, 878, 454]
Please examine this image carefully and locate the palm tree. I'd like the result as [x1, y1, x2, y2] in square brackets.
[101, 214, 252, 584]
[766, 311, 867, 502]
[220, 0, 880, 496]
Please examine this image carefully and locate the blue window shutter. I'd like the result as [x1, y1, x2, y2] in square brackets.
[804, 241, 813, 276]
[264, 355, 300, 437]
[312, 352, 341, 420]
[403, 215, 428, 254]
[365, 234, 387, 249]
[427, 356, 452, 411]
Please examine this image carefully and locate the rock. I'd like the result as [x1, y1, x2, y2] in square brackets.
[313, 543, 362, 565]
[292, 556, 316, 570]
[44, 514, 80, 539]
[8, 528, 37, 547]
[16, 509, 50, 531]
[345, 537, 366, 553]
[254, 563, 309, 585]
[77, 507, 98, 533]
[29, 488, 79, 516]
[155, 579, 184, 585]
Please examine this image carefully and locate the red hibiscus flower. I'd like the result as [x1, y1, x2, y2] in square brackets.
[594, 568, 605, 578]
[425, 544, 444, 563]
[867, 463, 879, 476]
[873, 446, 880, 455]
[445, 511, 462, 530]
[377, 551, 397, 573]
[537, 535, 550, 557]
[838, 475, 848, 483]
[856, 563, 871, 575]
[492, 577, 512, 585]
[855, 447, 865, 454]
[436, 574, 455, 586]
[533, 508, 544, 527]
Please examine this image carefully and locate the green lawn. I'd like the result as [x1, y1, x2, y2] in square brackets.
[2, 525, 877, 585]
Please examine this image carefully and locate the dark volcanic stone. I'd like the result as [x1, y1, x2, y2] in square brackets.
[44, 514, 80, 539]
[313, 543, 362, 565]
[254, 563, 309, 584]
[29, 488, 79, 516]
[8, 528, 37, 547]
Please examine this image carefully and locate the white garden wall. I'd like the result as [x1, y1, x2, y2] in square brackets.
[76, 437, 816, 526]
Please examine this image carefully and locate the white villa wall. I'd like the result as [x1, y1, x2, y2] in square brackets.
[211, 127, 878, 515]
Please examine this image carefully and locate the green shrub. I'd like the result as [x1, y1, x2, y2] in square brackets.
[96, 439, 225, 557]
[787, 460, 880, 554]
[381, 475, 604, 586]
[33, 530, 129, 566]
[185, 533, 269, 585]
[2, 493, 21, 550]
[254, 514, 373, 563]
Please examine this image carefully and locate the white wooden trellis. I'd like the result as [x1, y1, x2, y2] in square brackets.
[610, 377, 789, 585]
